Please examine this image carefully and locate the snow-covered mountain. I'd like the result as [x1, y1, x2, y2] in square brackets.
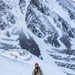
[0, 0, 75, 75]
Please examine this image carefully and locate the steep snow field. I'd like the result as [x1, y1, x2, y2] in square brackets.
[0, 0, 75, 75]
[0, 49, 66, 75]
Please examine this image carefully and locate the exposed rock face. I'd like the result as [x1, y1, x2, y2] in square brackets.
[0, 0, 15, 30]
[19, 0, 26, 14]
[1, 0, 75, 50]
[18, 29, 41, 57]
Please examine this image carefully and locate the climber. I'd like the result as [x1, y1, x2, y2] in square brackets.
[32, 63, 44, 75]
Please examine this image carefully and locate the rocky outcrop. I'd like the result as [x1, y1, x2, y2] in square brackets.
[19, 0, 26, 14]
[18, 29, 41, 58]
[0, 0, 15, 30]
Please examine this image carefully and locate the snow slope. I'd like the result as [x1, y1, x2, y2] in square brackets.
[0, 0, 75, 75]
[0, 49, 66, 75]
